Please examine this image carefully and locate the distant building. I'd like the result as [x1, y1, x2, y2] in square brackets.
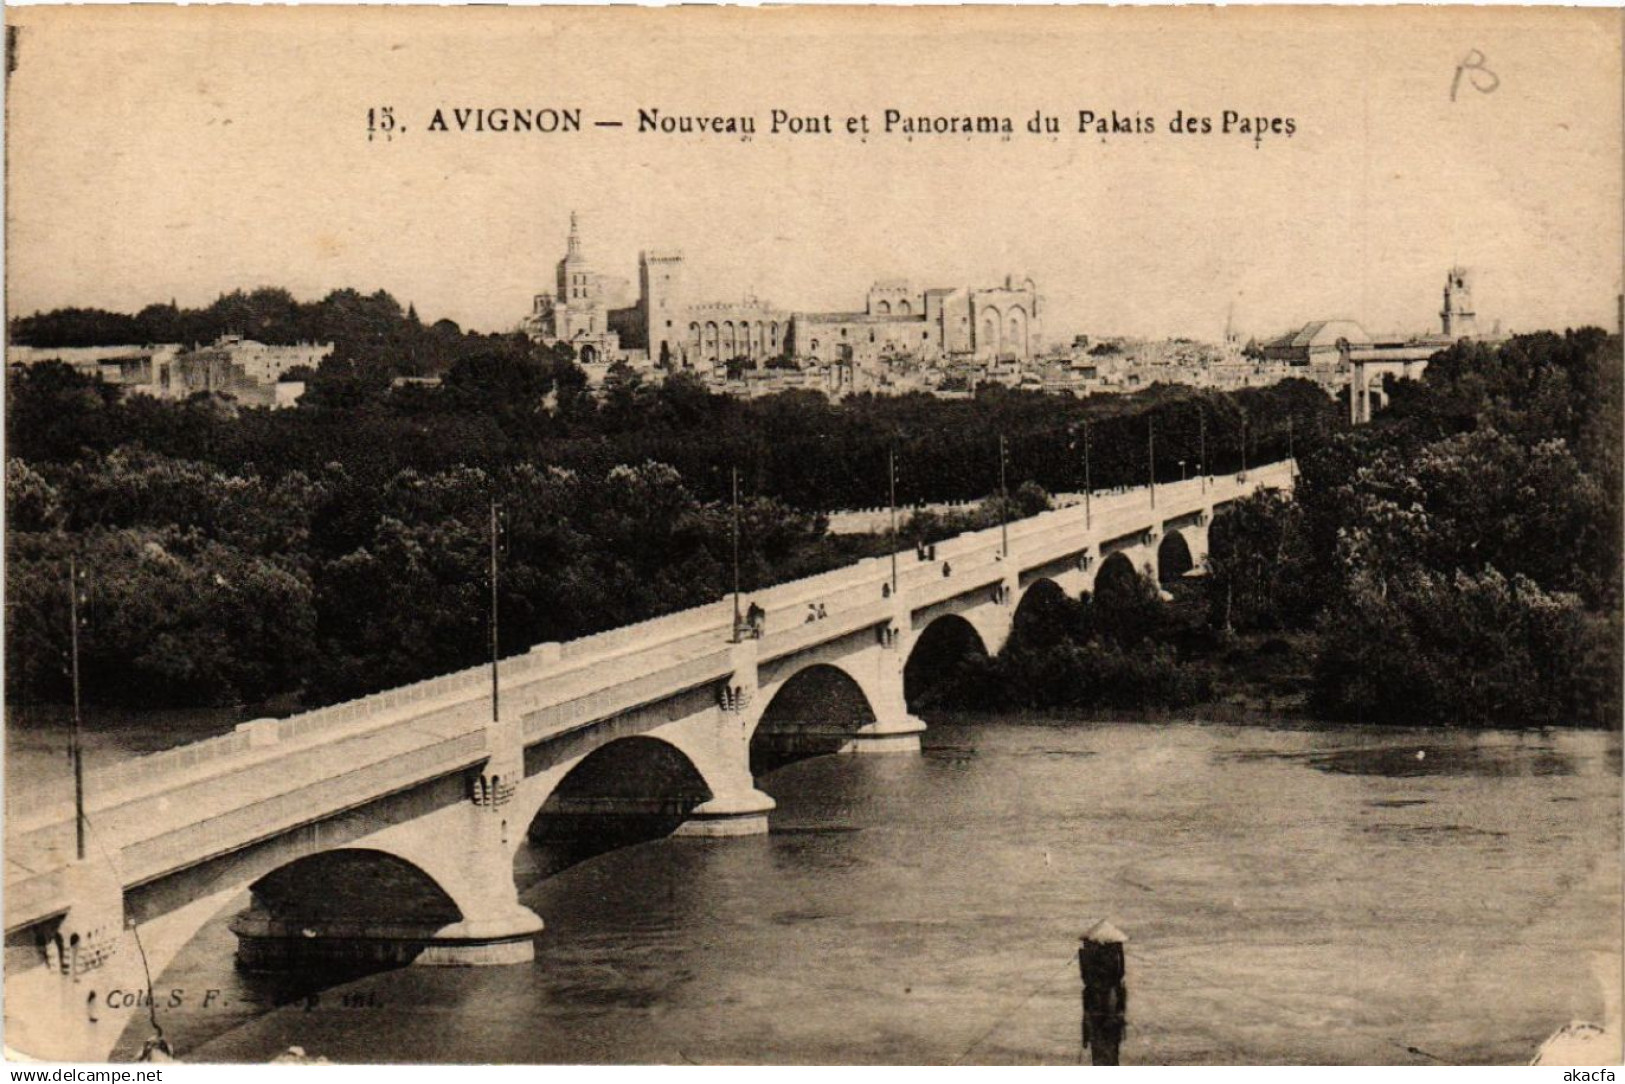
[1252, 268, 1500, 414]
[524, 212, 1043, 378]
[8, 336, 328, 409]
[523, 211, 632, 366]
[206, 336, 332, 384]
[1340, 267, 1490, 423]
[1257, 319, 1373, 366]
[138, 335, 330, 407]
[7, 342, 189, 397]
[789, 278, 1041, 370]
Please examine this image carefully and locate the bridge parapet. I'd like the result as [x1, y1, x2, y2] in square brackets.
[117, 728, 488, 886]
[518, 648, 734, 743]
[558, 598, 731, 663]
[758, 598, 891, 664]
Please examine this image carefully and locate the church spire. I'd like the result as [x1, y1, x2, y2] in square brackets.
[567, 210, 581, 257]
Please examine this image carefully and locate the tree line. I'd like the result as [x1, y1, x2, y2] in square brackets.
[9, 286, 536, 380]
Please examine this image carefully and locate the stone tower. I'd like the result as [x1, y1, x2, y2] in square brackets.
[1440, 266, 1479, 339]
[640, 250, 686, 367]
[556, 211, 599, 308]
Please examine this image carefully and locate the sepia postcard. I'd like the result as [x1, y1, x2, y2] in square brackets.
[2, 4, 1621, 1070]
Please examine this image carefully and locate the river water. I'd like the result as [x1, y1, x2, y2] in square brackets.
[128, 719, 1620, 1065]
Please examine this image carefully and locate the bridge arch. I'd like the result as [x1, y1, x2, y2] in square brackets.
[231, 847, 465, 971]
[513, 735, 714, 882]
[106, 839, 493, 1058]
[1010, 577, 1077, 650]
[904, 613, 991, 712]
[1093, 551, 1141, 596]
[106, 822, 539, 1059]
[1157, 529, 1195, 584]
[750, 663, 878, 775]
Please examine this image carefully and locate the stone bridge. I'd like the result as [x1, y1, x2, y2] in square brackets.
[2, 462, 1293, 1060]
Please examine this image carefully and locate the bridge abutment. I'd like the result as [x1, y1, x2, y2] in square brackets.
[3, 860, 140, 1062]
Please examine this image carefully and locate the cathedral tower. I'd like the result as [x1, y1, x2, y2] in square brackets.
[556, 211, 599, 307]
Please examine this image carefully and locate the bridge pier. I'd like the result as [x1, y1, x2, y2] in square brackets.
[842, 716, 927, 754]
[675, 789, 776, 837]
[677, 635, 776, 835]
[424, 712, 549, 963]
[1185, 514, 1211, 572]
[230, 900, 545, 970]
[845, 598, 927, 754]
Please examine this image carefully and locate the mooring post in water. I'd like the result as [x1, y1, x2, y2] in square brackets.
[1079, 919, 1128, 1066]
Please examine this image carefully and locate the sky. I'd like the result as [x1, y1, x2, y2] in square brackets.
[6, 6, 1621, 343]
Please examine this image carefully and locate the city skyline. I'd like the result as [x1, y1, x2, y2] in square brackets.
[6, 6, 1620, 343]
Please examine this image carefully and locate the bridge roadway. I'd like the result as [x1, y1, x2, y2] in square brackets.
[3, 462, 1291, 1061]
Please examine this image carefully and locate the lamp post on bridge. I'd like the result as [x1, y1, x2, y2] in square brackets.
[888, 447, 899, 596]
[1148, 417, 1156, 509]
[1067, 421, 1092, 529]
[1198, 408, 1207, 493]
[731, 466, 743, 641]
[1240, 413, 1249, 480]
[1081, 420, 1092, 529]
[489, 500, 503, 724]
[67, 556, 87, 861]
[998, 434, 1009, 559]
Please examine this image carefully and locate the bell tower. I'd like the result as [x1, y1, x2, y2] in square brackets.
[1440, 266, 1479, 339]
[556, 211, 596, 307]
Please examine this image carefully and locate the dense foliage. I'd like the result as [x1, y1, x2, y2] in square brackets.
[916, 571, 1212, 714]
[1208, 328, 1622, 727]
